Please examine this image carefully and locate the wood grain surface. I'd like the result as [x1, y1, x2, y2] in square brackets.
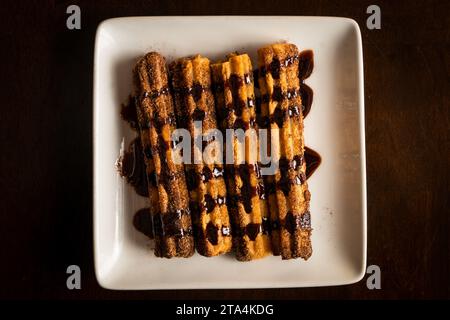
[0, 0, 448, 299]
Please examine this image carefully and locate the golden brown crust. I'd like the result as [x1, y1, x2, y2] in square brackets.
[257, 43, 312, 260]
[134, 52, 194, 258]
[211, 54, 272, 261]
[169, 55, 232, 257]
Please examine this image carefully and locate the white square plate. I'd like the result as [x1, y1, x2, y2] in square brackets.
[93, 16, 366, 289]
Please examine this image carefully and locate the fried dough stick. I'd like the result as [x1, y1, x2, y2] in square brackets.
[257, 43, 312, 260]
[135, 52, 194, 258]
[211, 54, 272, 261]
[170, 55, 232, 256]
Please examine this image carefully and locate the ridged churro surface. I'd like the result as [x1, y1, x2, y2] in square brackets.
[257, 43, 312, 260]
[170, 55, 232, 257]
[211, 54, 272, 261]
[135, 52, 194, 258]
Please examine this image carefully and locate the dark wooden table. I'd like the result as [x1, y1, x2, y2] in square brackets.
[1, 0, 448, 300]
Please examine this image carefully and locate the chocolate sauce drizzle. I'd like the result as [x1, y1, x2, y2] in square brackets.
[202, 194, 227, 213]
[173, 83, 210, 100]
[243, 211, 311, 237]
[300, 84, 313, 118]
[206, 222, 219, 245]
[152, 209, 192, 238]
[257, 92, 305, 129]
[298, 50, 314, 81]
[225, 163, 266, 214]
[287, 211, 311, 231]
[133, 208, 195, 240]
[215, 73, 256, 120]
[298, 50, 314, 117]
[190, 201, 231, 244]
[205, 223, 232, 245]
[120, 95, 139, 130]
[133, 207, 154, 239]
[118, 137, 148, 197]
[233, 218, 273, 240]
[262, 148, 319, 195]
[185, 168, 199, 191]
[304, 146, 322, 179]
[257, 50, 314, 119]
[184, 166, 225, 191]
[191, 108, 206, 121]
[141, 87, 170, 100]
[259, 53, 300, 77]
